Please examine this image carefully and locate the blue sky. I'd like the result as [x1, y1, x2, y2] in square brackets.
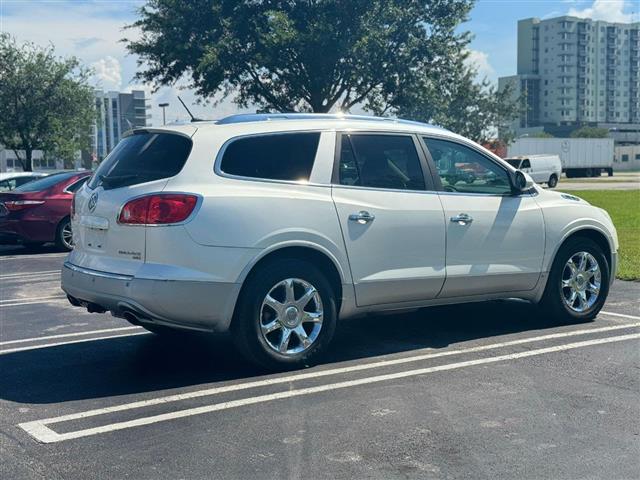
[1, 0, 638, 124]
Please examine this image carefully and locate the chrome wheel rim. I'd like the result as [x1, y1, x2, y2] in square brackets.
[61, 222, 74, 249]
[260, 278, 323, 355]
[561, 251, 601, 313]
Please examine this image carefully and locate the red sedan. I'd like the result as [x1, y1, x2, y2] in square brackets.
[0, 171, 91, 251]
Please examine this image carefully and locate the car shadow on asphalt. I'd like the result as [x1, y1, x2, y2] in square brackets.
[0, 299, 591, 405]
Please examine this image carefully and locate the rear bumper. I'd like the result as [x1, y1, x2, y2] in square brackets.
[61, 262, 241, 333]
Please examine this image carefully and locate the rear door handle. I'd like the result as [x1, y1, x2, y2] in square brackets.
[349, 211, 375, 224]
[450, 213, 473, 225]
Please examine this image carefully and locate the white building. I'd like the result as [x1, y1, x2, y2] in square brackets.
[499, 15, 640, 139]
[0, 149, 59, 173]
[89, 89, 151, 164]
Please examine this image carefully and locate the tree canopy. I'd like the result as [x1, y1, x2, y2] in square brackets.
[0, 34, 95, 171]
[570, 126, 610, 138]
[126, 0, 518, 141]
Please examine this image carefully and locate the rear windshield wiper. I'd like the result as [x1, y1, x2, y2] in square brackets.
[98, 174, 140, 187]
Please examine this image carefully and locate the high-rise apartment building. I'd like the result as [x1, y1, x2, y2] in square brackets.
[499, 16, 639, 139]
[89, 90, 151, 163]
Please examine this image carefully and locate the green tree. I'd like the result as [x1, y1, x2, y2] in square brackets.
[387, 55, 521, 144]
[570, 126, 610, 138]
[125, 0, 475, 114]
[0, 34, 95, 171]
[532, 131, 554, 138]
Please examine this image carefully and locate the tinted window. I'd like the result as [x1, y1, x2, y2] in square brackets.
[338, 134, 425, 190]
[14, 172, 78, 192]
[505, 159, 522, 168]
[15, 176, 40, 187]
[423, 138, 511, 195]
[220, 132, 320, 181]
[521, 159, 531, 169]
[66, 177, 89, 193]
[0, 179, 14, 192]
[88, 132, 192, 190]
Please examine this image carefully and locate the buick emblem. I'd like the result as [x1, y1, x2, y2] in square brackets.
[88, 192, 98, 213]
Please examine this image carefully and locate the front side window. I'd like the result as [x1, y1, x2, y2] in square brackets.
[338, 134, 425, 190]
[220, 132, 320, 181]
[423, 138, 512, 195]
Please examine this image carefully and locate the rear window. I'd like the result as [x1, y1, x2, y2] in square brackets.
[88, 131, 192, 190]
[505, 159, 522, 168]
[14, 172, 78, 192]
[219, 132, 321, 181]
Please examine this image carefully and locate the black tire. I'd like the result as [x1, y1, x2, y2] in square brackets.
[548, 174, 558, 188]
[231, 258, 338, 371]
[55, 216, 74, 251]
[540, 237, 610, 323]
[585, 168, 594, 178]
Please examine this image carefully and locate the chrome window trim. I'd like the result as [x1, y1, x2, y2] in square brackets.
[213, 130, 327, 186]
[63, 175, 91, 194]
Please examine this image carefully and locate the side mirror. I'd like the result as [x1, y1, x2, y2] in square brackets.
[512, 170, 534, 192]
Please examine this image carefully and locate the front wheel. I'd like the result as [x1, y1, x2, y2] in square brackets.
[548, 174, 558, 188]
[540, 237, 610, 323]
[231, 259, 337, 370]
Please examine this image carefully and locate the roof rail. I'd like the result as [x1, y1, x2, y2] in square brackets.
[214, 113, 445, 130]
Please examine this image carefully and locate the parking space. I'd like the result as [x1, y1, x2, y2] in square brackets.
[1, 251, 639, 479]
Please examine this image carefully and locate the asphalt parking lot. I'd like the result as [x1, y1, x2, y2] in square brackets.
[1, 248, 639, 480]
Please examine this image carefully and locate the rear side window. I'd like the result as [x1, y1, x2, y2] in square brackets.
[88, 132, 192, 190]
[338, 134, 425, 190]
[219, 132, 320, 181]
[15, 172, 77, 192]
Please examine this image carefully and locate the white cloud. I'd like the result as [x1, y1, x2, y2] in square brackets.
[465, 49, 496, 81]
[567, 0, 634, 23]
[90, 56, 122, 90]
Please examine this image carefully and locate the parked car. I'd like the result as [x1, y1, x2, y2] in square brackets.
[0, 172, 49, 192]
[62, 114, 618, 370]
[504, 154, 562, 188]
[0, 171, 91, 250]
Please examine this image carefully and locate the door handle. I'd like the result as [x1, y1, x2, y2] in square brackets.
[450, 213, 473, 225]
[349, 211, 375, 224]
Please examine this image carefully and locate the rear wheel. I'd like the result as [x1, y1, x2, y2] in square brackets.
[540, 237, 609, 323]
[547, 174, 558, 188]
[55, 217, 74, 251]
[232, 259, 337, 370]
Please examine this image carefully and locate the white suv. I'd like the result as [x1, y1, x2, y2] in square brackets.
[62, 114, 618, 369]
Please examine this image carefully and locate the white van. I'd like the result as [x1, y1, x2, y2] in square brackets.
[505, 155, 562, 188]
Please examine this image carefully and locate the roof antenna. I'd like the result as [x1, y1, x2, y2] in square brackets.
[177, 95, 202, 122]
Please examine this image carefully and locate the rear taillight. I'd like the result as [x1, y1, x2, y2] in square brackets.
[118, 194, 198, 225]
[70, 194, 77, 218]
[4, 200, 45, 212]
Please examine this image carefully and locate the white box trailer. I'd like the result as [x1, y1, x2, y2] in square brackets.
[507, 138, 614, 177]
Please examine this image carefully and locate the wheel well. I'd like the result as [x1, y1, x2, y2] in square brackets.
[236, 246, 344, 313]
[561, 229, 612, 270]
[56, 215, 71, 234]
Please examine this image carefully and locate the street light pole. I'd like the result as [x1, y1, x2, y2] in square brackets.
[159, 103, 169, 125]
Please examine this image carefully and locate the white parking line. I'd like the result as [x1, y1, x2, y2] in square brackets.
[0, 270, 60, 279]
[0, 253, 67, 260]
[0, 295, 67, 307]
[0, 331, 150, 355]
[19, 332, 640, 443]
[13, 322, 640, 431]
[600, 310, 640, 320]
[0, 326, 142, 346]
